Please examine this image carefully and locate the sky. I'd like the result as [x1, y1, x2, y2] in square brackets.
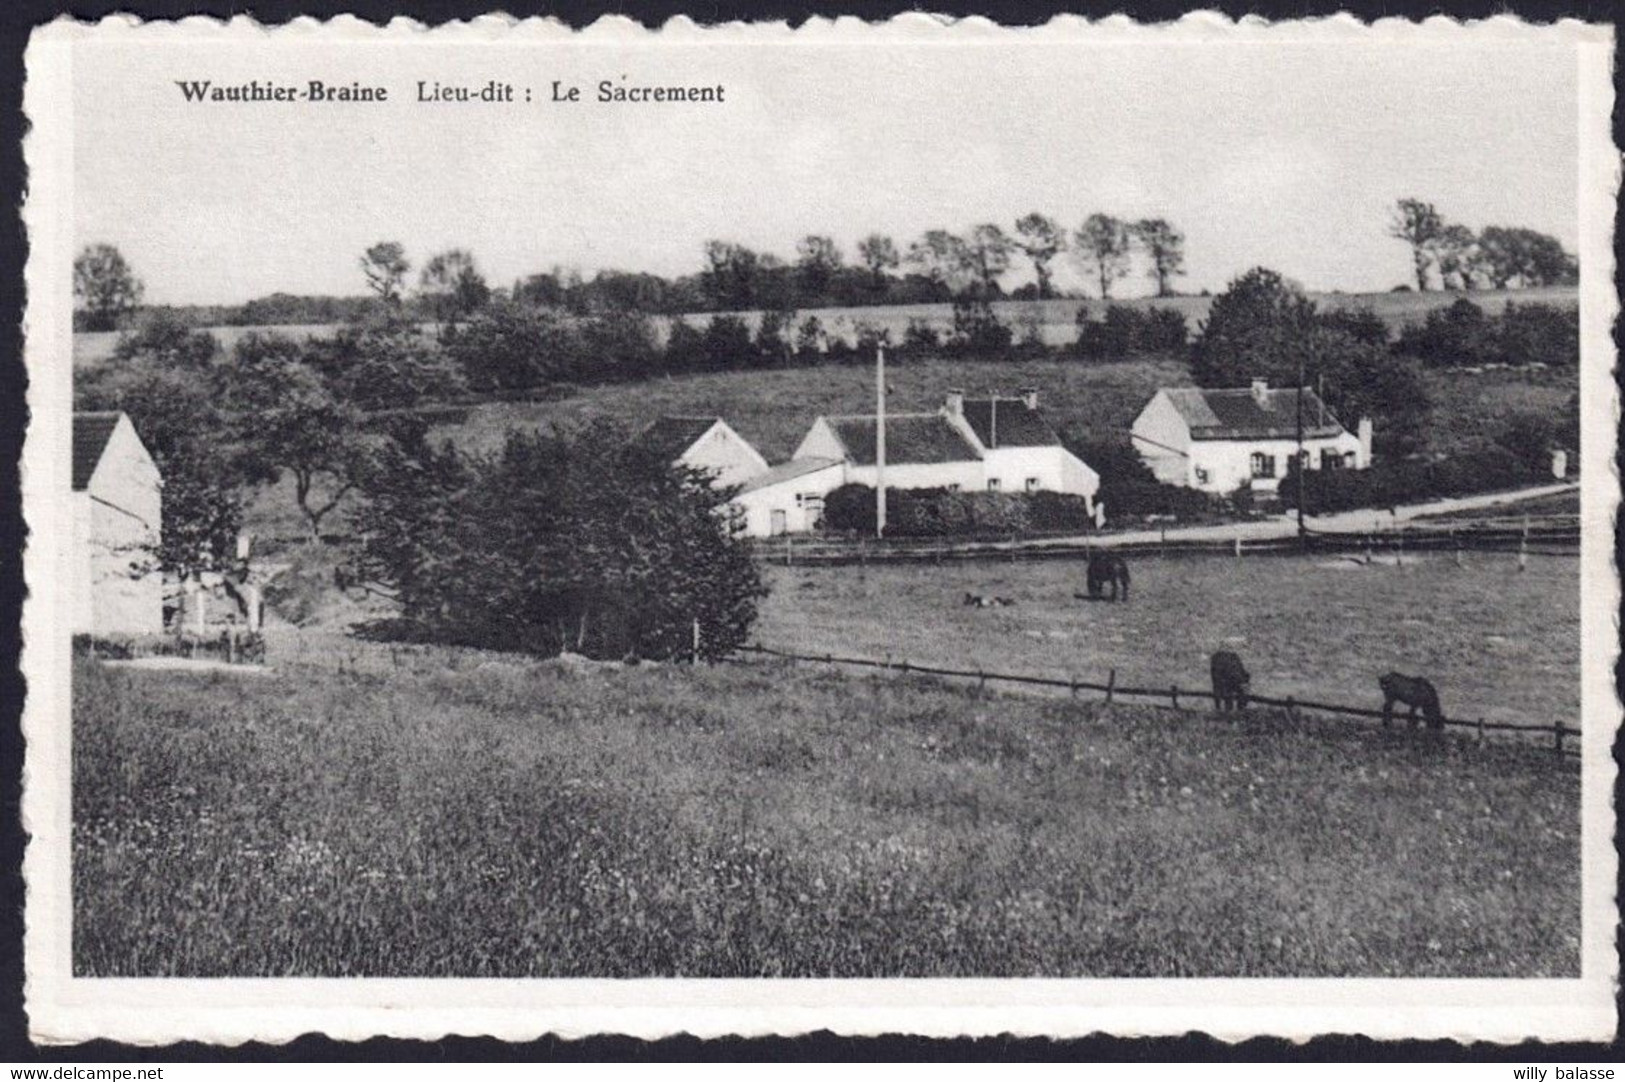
[71, 27, 1582, 306]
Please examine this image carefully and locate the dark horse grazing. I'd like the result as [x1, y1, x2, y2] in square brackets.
[1379, 672, 1445, 730]
[1083, 553, 1131, 602]
[1210, 650, 1251, 711]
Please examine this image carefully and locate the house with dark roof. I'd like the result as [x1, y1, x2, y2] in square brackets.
[731, 388, 1100, 536]
[1130, 380, 1371, 494]
[72, 411, 163, 633]
[641, 415, 769, 490]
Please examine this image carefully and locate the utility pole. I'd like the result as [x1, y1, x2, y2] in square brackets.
[1295, 354, 1306, 548]
[876, 343, 887, 538]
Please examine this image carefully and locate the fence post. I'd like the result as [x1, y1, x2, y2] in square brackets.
[1160, 527, 1167, 559]
[1519, 519, 1529, 572]
[1395, 533, 1404, 568]
[1286, 696, 1298, 723]
[692, 618, 701, 663]
[1069, 673, 1078, 700]
[785, 534, 793, 566]
[1364, 532, 1373, 566]
[1234, 536, 1242, 560]
[1553, 719, 1563, 754]
[1454, 530, 1463, 569]
[1105, 668, 1116, 705]
[1170, 684, 1180, 709]
[1476, 717, 1485, 747]
[977, 668, 987, 694]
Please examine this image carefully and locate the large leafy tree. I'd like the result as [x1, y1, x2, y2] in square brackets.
[1389, 199, 1444, 291]
[1132, 219, 1186, 297]
[794, 235, 843, 300]
[418, 248, 490, 324]
[906, 229, 973, 294]
[1074, 214, 1133, 299]
[1194, 267, 1430, 457]
[360, 241, 411, 306]
[225, 332, 366, 537]
[73, 243, 144, 332]
[1013, 213, 1066, 299]
[964, 223, 1015, 297]
[352, 421, 766, 660]
[1477, 226, 1578, 289]
[856, 233, 900, 293]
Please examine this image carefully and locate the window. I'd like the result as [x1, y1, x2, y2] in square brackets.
[1343, 451, 1358, 467]
[1194, 466, 1211, 486]
[1298, 450, 1312, 471]
[987, 478, 1001, 492]
[1025, 477, 1040, 494]
[1321, 449, 1344, 470]
[1250, 452, 1276, 479]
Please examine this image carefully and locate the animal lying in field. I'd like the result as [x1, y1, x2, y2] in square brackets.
[1379, 672, 1445, 730]
[1210, 650, 1251, 712]
[1084, 553, 1131, 601]
[963, 593, 1015, 608]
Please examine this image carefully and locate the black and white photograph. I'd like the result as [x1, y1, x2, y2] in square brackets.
[19, 13, 1619, 1044]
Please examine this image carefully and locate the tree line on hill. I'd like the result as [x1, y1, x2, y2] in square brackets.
[1388, 198, 1577, 292]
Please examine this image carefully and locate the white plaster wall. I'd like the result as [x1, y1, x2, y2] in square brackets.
[1130, 392, 1193, 486]
[78, 417, 164, 634]
[731, 463, 848, 537]
[1187, 432, 1362, 494]
[679, 423, 769, 489]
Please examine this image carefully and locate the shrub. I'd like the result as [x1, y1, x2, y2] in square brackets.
[1279, 450, 1546, 514]
[1065, 436, 1213, 521]
[1073, 304, 1188, 360]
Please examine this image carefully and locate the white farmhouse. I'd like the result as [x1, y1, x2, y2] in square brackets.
[72, 411, 164, 634]
[642, 415, 769, 489]
[731, 389, 1100, 537]
[1130, 380, 1371, 495]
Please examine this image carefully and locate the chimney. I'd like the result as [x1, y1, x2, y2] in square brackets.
[1250, 377, 1269, 405]
[1020, 387, 1039, 410]
[945, 388, 965, 417]
[1357, 416, 1374, 468]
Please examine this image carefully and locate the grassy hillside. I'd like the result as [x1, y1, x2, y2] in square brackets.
[443, 355, 1188, 462]
[74, 638, 1579, 977]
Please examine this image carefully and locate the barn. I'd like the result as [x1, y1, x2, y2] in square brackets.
[643, 415, 770, 489]
[1130, 380, 1371, 495]
[72, 411, 164, 634]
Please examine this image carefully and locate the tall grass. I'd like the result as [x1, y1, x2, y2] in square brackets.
[74, 641, 1579, 978]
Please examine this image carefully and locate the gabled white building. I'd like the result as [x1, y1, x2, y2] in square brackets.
[72, 411, 164, 634]
[732, 389, 1100, 536]
[642, 415, 770, 489]
[1130, 380, 1371, 495]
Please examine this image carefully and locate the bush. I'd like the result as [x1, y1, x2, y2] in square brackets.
[1064, 436, 1213, 522]
[352, 421, 765, 661]
[1279, 450, 1546, 514]
[1073, 304, 1188, 360]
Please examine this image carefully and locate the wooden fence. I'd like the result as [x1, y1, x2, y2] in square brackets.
[753, 517, 1580, 567]
[736, 643, 1582, 756]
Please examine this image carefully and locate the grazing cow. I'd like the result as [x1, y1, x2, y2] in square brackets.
[1210, 651, 1251, 712]
[1379, 672, 1445, 730]
[1085, 553, 1131, 602]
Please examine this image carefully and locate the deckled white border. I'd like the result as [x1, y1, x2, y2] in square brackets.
[20, 12, 1621, 1046]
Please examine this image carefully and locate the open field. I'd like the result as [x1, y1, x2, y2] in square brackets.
[74, 635, 1579, 978]
[667, 286, 1579, 349]
[756, 552, 1580, 731]
[441, 355, 1188, 462]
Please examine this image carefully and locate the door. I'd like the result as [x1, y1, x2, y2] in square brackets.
[770, 509, 788, 536]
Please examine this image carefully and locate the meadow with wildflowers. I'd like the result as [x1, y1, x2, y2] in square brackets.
[73, 633, 1580, 978]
